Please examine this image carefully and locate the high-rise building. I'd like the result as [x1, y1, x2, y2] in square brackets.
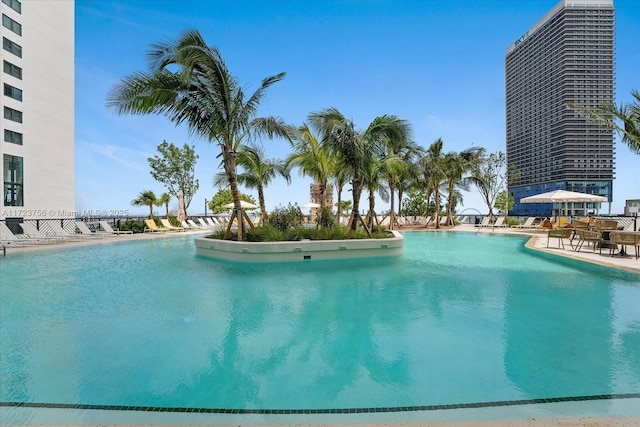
[506, 0, 614, 216]
[1, 0, 74, 221]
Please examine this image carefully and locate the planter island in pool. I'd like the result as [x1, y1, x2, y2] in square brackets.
[194, 230, 404, 262]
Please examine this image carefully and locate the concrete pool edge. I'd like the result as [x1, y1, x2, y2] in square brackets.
[194, 230, 404, 261]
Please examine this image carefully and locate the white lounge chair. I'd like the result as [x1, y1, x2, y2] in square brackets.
[493, 216, 507, 227]
[75, 221, 108, 237]
[47, 221, 95, 239]
[99, 220, 133, 235]
[476, 217, 491, 227]
[513, 217, 536, 229]
[187, 219, 202, 229]
[19, 222, 63, 242]
[197, 218, 212, 228]
[0, 222, 49, 246]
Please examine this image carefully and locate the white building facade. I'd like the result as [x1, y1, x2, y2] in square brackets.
[1, 0, 74, 220]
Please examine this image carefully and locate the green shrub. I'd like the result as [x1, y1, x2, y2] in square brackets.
[267, 203, 305, 232]
[316, 206, 335, 228]
[118, 219, 145, 234]
[245, 224, 284, 242]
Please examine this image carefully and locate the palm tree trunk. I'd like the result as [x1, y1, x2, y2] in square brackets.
[389, 182, 396, 230]
[148, 204, 153, 219]
[258, 185, 266, 225]
[223, 145, 244, 240]
[398, 188, 404, 217]
[368, 190, 376, 230]
[433, 186, 441, 229]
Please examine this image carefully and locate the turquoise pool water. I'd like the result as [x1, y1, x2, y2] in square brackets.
[1, 232, 639, 423]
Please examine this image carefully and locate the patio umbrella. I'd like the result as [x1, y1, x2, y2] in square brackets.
[301, 202, 320, 209]
[520, 190, 607, 216]
[224, 200, 258, 209]
[177, 189, 186, 222]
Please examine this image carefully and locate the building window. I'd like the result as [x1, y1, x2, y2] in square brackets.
[3, 83, 22, 101]
[2, 0, 21, 14]
[2, 37, 21, 57]
[3, 60, 21, 79]
[4, 129, 22, 145]
[2, 14, 21, 36]
[3, 106, 22, 123]
[3, 154, 23, 206]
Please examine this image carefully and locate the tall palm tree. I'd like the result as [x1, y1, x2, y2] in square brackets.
[419, 138, 447, 229]
[131, 190, 157, 218]
[570, 90, 640, 155]
[332, 163, 351, 224]
[106, 29, 289, 240]
[236, 144, 290, 224]
[285, 124, 336, 211]
[308, 108, 366, 233]
[441, 147, 483, 226]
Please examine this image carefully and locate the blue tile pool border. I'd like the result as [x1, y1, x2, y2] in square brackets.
[2, 393, 639, 414]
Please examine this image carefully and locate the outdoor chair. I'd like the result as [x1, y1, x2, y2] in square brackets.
[19, 222, 64, 242]
[476, 216, 491, 227]
[0, 222, 52, 246]
[493, 216, 507, 227]
[187, 219, 203, 229]
[99, 220, 133, 235]
[47, 221, 95, 239]
[144, 219, 169, 232]
[75, 221, 108, 237]
[547, 228, 573, 249]
[513, 217, 536, 229]
[610, 232, 640, 259]
[160, 218, 185, 231]
[574, 228, 603, 254]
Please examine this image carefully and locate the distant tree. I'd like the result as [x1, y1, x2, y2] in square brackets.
[208, 188, 257, 215]
[157, 192, 171, 218]
[131, 190, 158, 218]
[147, 141, 199, 217]
[494, 190, 514, 215]
[467, 150, 505, 218]
[402, 188, 428, 217]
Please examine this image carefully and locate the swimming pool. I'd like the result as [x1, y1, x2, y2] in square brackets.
[1, 231, 639, 424]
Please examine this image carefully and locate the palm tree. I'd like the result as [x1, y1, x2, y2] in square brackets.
[285, 124, 336, 212]
[441, 147, 483, 226]
[157, 192, 171, 218]
[236, 144, 290, 224]
[308, 108, 367, 234]
[419, 138, 447, 229]
[332, 163, 351, 224]
[570, 90, 640, 155]
[107, 29, 289, 240]
[131, 190, 157, 218]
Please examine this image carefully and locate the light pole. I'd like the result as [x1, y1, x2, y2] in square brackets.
[205, 199, 208, 217]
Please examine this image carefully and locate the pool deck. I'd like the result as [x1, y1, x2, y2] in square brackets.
[3, 226, 639, 427]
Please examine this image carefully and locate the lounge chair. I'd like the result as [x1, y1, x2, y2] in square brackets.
[75, 221, 108, 237]
[187, 219, 202, 229]
[47, 221, 95, 239]
[493, 216, 507, 227]
[160, 218, 185, 231]
[197, 218, 212, 228]
[547, 228, 573, 249]
[476, 217, 491, 227]
[144, 219, 169, 232]
[99, 220, 133, 235]
[205, 217, 220, 228]
[19, 222, 63, 242]
[0, 222, 50, 246]
[513, 217, 536, 229]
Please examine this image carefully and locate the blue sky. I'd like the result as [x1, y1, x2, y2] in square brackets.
[75, 0, 640, 217]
